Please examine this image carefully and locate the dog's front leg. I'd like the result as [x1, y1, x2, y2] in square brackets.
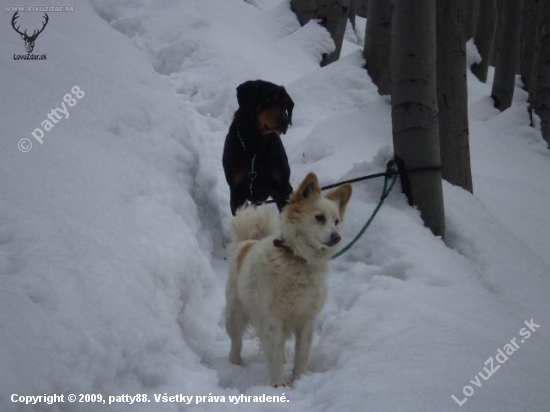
[263, 317, 287, 387]
[292, 319, 314, 381]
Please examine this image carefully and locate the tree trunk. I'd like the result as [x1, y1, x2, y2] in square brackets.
[520, 0, 543, 92]
[533, 6, 550, 145]
[391, 0, 445, 237]
[291, 0, 350, 66]
[349, 0, 356, 29]
[491, 0, 525, 111]
[471, 0, 497, 83]
[465, 0, 479, 40]
[364, 0, 392, 95]
[437, 0, 473, 193]
[318, 0, 351, 65]
[291, 0, 319, 26]
[355, 0, 369, 18]
[490, 0, 504, 65]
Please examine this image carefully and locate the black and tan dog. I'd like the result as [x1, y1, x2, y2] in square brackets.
[223, 80, 295, 215]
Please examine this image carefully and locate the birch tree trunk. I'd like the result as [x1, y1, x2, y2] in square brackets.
[364, 0, 392, 95]
[291, 0, 350, 66]
[491, 0, 525, 111]
[356, 0, 369, 18]
[349, 0, 356, 29]
[534, 6, 550, 145]
[318, 0, 351, 65]
[490, 0, 504, 65]
[437, 0, 473, 193]
[465, 0, 479, 40]
[391, 0, 445, 237]
[471, 0, 497, 83]
[520, 0, 543, 93]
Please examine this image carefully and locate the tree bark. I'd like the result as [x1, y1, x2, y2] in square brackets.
[465, 0, 479, 40]
[355, 0, 369, 18]
[349, 0, 356, 29]
[471, 0, 497, 83]
[491, 0, 525, 111]
[520, 0, 543, 93]
[533, 6, 550, 145]
[391, 0, 445, 237]
[364, 0, 392, 95]
[437, 0, 473, 193]
[490, 0, 504, 65]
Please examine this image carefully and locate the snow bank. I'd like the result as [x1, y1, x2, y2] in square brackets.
[1, 1, 221, 409]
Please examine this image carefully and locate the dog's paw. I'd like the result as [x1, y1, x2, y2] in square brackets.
[272, 378, 291, 388]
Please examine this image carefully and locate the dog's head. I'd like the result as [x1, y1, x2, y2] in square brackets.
[281, 173, 352, 261]
[236, 80, 294, 135]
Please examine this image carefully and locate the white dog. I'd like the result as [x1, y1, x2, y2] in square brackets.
[225, 172, 352, 387]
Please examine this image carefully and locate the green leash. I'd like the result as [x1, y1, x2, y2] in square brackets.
[331, 170, 398, 260]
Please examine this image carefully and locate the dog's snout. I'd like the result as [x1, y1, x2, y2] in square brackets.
[278, 111, 290, 133]
[328, 232, 341, 246]
[280, 110, 290, 124]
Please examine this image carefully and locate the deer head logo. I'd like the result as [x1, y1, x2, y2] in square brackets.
[11, 12, 49, 54]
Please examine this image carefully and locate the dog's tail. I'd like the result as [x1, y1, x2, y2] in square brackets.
[229, 206, 278, 243]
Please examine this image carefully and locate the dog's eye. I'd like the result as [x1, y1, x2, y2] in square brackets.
[335, 219, 340, 226]
[315, 214, 326, 224]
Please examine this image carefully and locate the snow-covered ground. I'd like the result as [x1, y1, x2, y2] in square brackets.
[1, 1, 549, 411]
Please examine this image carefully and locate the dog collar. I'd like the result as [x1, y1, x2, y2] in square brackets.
[273, 238, 306, 263]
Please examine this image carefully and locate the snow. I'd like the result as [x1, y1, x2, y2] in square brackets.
[1, 0, 549, 411]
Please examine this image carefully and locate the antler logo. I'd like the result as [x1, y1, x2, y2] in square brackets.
[11, 12, 49, 54]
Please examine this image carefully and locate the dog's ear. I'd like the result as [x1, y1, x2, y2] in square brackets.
[289, 172, 321, 204]
[284, 90, 294, 125]
[237, 80, 260, 112]
[326, 184, 352, 218]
